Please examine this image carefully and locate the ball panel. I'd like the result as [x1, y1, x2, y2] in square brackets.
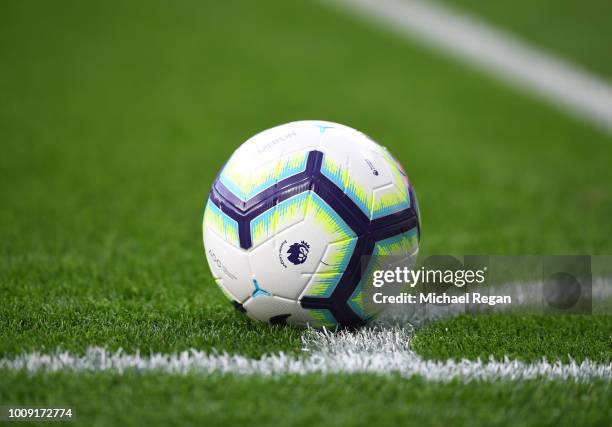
[370, 149, 412, 219]
[248, 235, 313, 300]
[203, 224, 253, 303]
[204, 200, 240, 248]
[249, 191, 309, 247]
[306, 191, 357, 242]
[238, 121, 323, 159]
[318, 133, 411, 221]
[217, 121, 325, 203]
[242, 294, 303, 325]
[299, 237, 357, 299]
[301, 273, 344, 299]
[301, 308, 338, 329]
[246, 190, 360, 305]
[317, 152, 368, 220]
[348, 227, 420, 320]
[316, 237, 357, 273]
[220, 150, 308, 202]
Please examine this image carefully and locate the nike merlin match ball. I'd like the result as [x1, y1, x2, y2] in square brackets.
[203, 121, 420, 328]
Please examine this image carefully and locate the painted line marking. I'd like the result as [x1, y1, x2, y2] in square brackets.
[2, 280, 610, 381]
[1, 328, 610, 382]
[324, 0, 612, 134]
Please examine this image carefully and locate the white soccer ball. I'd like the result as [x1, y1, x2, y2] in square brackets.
[203, 120, 420, 328]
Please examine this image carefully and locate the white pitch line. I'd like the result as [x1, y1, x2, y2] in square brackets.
[324, 0, 612, 134]
[1, 328, 610, 382]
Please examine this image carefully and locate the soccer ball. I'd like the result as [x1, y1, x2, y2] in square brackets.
[203, 121, 420, 328]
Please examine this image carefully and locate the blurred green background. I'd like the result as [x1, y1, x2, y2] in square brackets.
[1, 0, 611, 425]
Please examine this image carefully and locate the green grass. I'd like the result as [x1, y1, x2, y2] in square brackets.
[0, 293, 303, 357]
[412, 315, 612, 363]
[1, 0, 611, 425]
[0, 0, 610, 357]
[1, 372, 610, 427]
[440, 0, 612, 79]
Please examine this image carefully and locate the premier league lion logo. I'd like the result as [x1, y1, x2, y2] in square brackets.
[287, 241, 310, 265]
